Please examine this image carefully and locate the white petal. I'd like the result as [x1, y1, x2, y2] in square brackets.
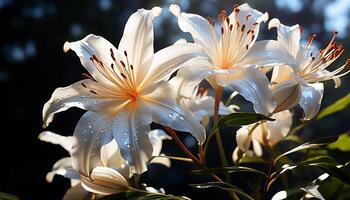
[149, 129, 171, 156]
[268, 18, 301, 57]
[171, 57, 217, 97]
[217, 67, 276, 115]
[80, 167, 129, 195]
[252, 139, 263, 157]
[118, 7, 161, 79]
[46, 157, 79, 183]
[232, 147, 240, 163]
[299, 83, 324, 120]
[42, 80, 126, 128]
[100, 140, 125, 169]
[63, 184, 89, 200]
[150, 153, 171, 168]
[169, 4, 216, 56]
[112, 102, 153, 174]
[228, 3, 268, 45]
[266, 110, 293, 145]
[271, 80, 301, 113]
[64, 34, 121, 86]
[240, 40, 297, 68]
[70, 112, 114, 177]
[181, 96, 231, 122]
[271, 65, 294, 83]
[236, 127, 251, 152]
[38, 131, 74, 153]
[145, 81, 206, 144]
[141, 42, 203, 88]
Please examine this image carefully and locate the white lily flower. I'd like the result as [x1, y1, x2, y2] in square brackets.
[268, 18, 350, 119]
[234, 110, 292, 158]
[169, 4, 295, 115]
[39, 129, 171, 196]
[42, 7, 205, 175]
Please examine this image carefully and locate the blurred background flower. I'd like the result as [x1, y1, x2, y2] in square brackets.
[1, 0, 350, 199]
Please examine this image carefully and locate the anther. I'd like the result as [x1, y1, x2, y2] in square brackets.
[124, 51, 128, 57]
[120, 73, 127, 79]
[130, 64, 134, 70]
[120, 61, 126, 68]
[221, 26, 224, 34]
[90, 90, 97, 95]
[241, 24, 246, 32]
[110, 48, 116, 61]
[226, 17, 230, 25]
[81, 82, 87, 88]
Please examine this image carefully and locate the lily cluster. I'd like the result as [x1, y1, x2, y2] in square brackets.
[40, 3, 349, 199]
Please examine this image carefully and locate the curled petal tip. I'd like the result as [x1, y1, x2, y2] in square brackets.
[151, 6, 162, 18]
[261, 12, 269, 23]
[268, 18, 280, 30]
[169, 4, 181, 16]
[63, 41, 71, 53]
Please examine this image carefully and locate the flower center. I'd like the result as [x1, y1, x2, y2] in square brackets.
[207, 6, 257, 70]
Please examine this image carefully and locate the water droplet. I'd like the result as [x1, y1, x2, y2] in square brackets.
[96, 136, 100, 140]
[88, 124, 92, 128]
[179, 116, 185, 120]
[83, 138, 87, 142]
[168, 113, 174, 118]
[125, 142, 130, 148]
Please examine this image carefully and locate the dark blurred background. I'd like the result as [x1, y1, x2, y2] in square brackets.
[1, 0, 350, 199]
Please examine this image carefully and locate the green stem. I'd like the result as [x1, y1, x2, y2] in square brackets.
[213, 87, 229, 178]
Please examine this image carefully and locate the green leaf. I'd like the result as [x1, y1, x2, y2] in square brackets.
[218, 112, 274, 129]
[318, 176, 350, 200]
[190, 182, 254, 200]
[273, 136, 339, 165]
[98, 189, 188, 200]
[328, 133, 350, 152]
[0, 192, 20, 200]
[317, 93, 350, 120]
[191, 166, 267, 177]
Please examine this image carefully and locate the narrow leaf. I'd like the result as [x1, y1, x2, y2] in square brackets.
[328, 133, 350, 152]
[317, 93, 350, 119]
[274, 136, 339, 165]
[191, 166, 266, 177]
[190, 182, 254, 200]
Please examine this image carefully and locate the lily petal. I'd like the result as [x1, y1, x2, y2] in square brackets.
[169, 4, 217, 57]
[64, 34, 122, 86]
[80, 167, 129, 195]
[236, 127, 251, 152]
[240, 40, 297, 68]
[42, 80, 126, 128]
[46, 157, 79, 183]
[100, 140, 125, 170]
[266, 110, 292, 145]
[228, 3, 269, 45]
[217, 67, 276, 115]
[268, 18, 301, 58]
[38, 131, 74, 153]
[271, 65, 294, 84]
[149, 129, 171, 156]
[71, 112, 114, 177]
[141, 43, 203, 88]
[299, 83, 324, 120]
[118, 7, 162, 80]
[271, 80, 301, 113]
[145, 81, 206, 144]
[112, 102, 153, 174]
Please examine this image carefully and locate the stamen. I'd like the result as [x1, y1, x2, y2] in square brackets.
[82, 73, 95, 80]
[81, 82, 87, 88]
[221, 26, 224, 34]
[90, 90, 97, 95]
[110, 48, 116, 61]
[120, 61, 126, 68]
[120, 73, 127, 79]
[241, 24, 246, 32]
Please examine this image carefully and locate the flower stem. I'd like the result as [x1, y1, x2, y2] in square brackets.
[213, 87, 229, 180]
[164, 127, 201, 164]
[260, 159, 274, 200]
[164, 127, 239, 200]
